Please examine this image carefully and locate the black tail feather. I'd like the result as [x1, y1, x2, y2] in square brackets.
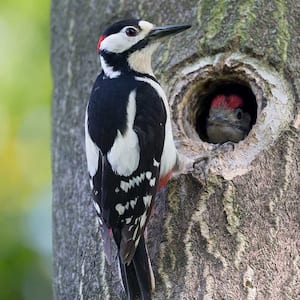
[119, 236, 154, 300]
[119, 257, 140, 299]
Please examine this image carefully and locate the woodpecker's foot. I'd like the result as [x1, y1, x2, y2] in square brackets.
[192, 155, 211, 184]
[190, 150, 221, 184]
[191, 143, 234, 183]
[173, 153, 194, 175]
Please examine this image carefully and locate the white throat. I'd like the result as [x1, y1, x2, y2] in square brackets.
[127, 43, 158, 76]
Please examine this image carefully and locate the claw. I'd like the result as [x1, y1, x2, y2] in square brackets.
[191, 142, 235, 183]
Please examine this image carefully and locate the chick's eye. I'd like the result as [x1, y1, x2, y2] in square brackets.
[236, 109, 243, 120]
[125, 27, 138, 37]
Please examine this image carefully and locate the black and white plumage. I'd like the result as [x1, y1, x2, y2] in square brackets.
[85, 19, 191, 299]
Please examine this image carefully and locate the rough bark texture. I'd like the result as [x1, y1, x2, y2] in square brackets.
[51, 1, 300, 299]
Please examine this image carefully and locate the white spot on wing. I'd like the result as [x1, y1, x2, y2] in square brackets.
[120, 172, 146, 192]
[130, 198, 138, 209]
[107, 90, 140, 176]
[125, 217, 132, 224]
[143, 195, 152, 207]
[146, 171, 152, 179]
[85, 110, 99, 177]
[120, 181, 129, 193]
[153, 158, 160, 167]
[149, 178, 156, 187]
[115, 204, 125, 215]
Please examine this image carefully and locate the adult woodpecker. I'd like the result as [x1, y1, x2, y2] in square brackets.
[85, 19, 191, 299]
[206, 94, 251, 144]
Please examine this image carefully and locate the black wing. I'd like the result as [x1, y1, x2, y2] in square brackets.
[86, 74, 166, 263]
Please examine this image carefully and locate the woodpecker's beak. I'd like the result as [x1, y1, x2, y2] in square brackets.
[148, 24, 191, 40]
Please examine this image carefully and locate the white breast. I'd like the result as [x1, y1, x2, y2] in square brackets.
[135, 76, 177, 177]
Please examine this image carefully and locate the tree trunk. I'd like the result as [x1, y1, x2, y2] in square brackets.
[51, 1, 300, 299]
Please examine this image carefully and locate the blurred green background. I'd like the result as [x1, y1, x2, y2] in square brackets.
[0, 0, 52, 299]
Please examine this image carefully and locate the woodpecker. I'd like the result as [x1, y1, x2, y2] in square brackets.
[206, 94, 251, 144]
[85, 19, 191, 299]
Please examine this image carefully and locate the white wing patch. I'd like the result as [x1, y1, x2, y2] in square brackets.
[119, 172, 145, 193]
[85, 110, 99, 178]
[107, 90, 140, 176]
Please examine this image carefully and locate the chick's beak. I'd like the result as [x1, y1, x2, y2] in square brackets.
[148, 24, 191, 40]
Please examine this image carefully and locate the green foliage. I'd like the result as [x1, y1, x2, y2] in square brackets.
[0, 0, 52, 298]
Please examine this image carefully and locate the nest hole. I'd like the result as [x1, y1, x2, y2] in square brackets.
[186, 78, 258, 143]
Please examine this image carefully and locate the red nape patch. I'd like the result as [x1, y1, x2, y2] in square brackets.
[97, 35, 106, 52]
[157, 170, 173, 190]
[211, 94, 243, 109]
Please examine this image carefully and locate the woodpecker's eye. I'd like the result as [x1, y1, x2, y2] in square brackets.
[125, 27, 138, 37]
[236, 108, 243, 120]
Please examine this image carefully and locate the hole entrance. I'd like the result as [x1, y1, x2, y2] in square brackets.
[188, 79, 257, 143]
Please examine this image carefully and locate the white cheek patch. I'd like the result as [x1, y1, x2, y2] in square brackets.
[100, 20, 153, 54]
[100, 30, 145, 54]
[100, 33, 129, 53]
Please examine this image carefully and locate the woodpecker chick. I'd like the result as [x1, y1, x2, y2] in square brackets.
[206, 94, 251, 144]
[85, 19, 191, 299]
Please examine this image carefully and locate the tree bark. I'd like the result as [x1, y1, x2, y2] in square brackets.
[51, 1, 300, 299]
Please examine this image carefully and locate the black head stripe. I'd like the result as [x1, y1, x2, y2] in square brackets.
[102, 19, 141, 36]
